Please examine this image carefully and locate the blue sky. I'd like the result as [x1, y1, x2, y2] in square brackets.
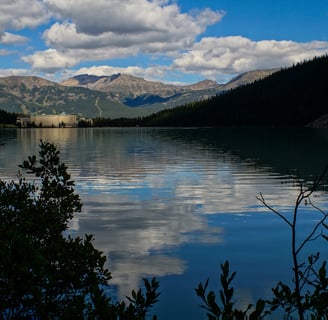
[0, 0, 328, 84]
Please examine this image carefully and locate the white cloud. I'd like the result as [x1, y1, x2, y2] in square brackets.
[72, 37, 328, 83]
[0, 32, 28, 45]
[0, 0, 48, 61]
[0, 0, 48, 32]
[0, 68, 32, 77]
[25, 36, 328, 83]
[17, 1, 223, 74]
[22, 49, 80, 73]
[38, 0, 224, 67]
[3, 1, 326, 84]
[45, 0, 223, 36]
[172, 36, 328, 81]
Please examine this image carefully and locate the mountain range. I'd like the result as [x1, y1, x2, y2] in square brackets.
[0, 69, 278, 119]
[137, 55, 328, 128]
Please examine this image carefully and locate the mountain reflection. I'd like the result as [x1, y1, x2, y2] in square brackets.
[1, 127, 328, 303]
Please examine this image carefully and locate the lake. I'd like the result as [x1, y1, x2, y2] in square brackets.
[1, 127, 328, 319]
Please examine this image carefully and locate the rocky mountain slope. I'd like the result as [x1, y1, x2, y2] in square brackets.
[61, 73, 219, 95]
[61, 73, 222, 108]
[0, 69, 278, 119]
[221, 69, 279, 90]
[61, 70, 277, 101]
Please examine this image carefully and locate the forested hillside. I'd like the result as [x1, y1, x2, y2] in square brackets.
[140, 55, 328, 127]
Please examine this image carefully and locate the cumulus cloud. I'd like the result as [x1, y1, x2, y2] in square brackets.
[45, 0, 223, 36]
[0, 68, 32, 77]
[43, 22, 141, 52]
[0, 32, 28, 45]
[70, 36, 328, 83]
[14, 0, 223, 74]
[172, 36, 328, 81]
[22, 49, 80, 73]
[0, 0, 48, 49]
[0, 0, 48, 32]
[2, 1, 327, 83]
[40, 0, 224, 62]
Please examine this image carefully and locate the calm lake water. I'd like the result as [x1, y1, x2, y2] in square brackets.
[1, 127, 328, 319]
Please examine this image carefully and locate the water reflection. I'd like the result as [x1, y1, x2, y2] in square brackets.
[1, 127, 328, 318]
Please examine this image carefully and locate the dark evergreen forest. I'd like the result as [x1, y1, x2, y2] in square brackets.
[0, 109, 16, 126]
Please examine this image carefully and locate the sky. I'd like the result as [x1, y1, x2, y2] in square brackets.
[1, 0, 328, 84]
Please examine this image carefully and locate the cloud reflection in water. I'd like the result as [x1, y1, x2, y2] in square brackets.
[2, 127, 328, 307]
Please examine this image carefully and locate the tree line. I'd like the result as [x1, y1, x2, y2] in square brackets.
[0, 109, 16, 127]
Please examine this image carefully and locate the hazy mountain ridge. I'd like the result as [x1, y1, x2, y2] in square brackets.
[60, 70, 278, 111]
[61, 73, 222, 101]
[61, 70, 277, 95]
[0, 69, 278, 118]
[0, 76, 57, 88]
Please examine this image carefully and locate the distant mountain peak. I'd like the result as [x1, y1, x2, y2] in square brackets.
[0, 75, 57, 89]
[72, 74, 108, 85]
[185, 79, 219, 90]
[61, 73, 220, 94]
[57, 70, 279, 114]
[222, 68, 279, 90]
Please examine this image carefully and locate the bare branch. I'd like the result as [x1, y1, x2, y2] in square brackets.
[256, 192, 292, 227]
[307, 197, 328, 218]
[296, 201, 328, 255]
